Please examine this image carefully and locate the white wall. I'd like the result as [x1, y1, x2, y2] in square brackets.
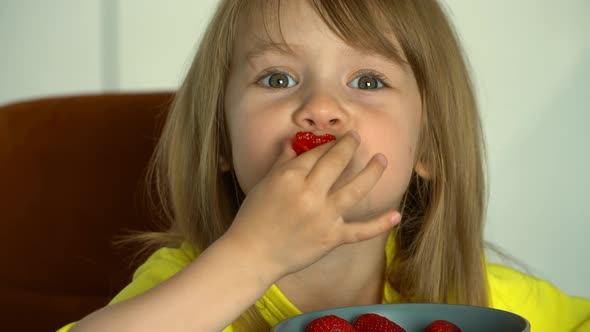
[442, 0, 590, 298]
[1, 1, 588, 299]
[115, 0, 220, 90]
[0, 0, 103, 104]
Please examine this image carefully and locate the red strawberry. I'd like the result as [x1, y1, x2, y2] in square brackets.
[353, 313, 405, 332]
[292, 131, 336, 156]
[305, 315, 356, 332]
[424, 319, 461, 332]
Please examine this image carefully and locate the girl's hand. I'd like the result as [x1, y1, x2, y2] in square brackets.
[223, 131, 401, 279]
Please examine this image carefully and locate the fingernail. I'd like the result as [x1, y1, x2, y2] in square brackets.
[375, 154, 388, 167]
[390, 213, 401, 226]
[348, 130, 360, 142]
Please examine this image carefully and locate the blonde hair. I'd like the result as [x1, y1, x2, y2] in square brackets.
[141, 0, 487, 330]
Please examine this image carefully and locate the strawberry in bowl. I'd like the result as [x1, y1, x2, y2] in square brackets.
[305, 312, 460, 332]
[272, 303, 530, 332]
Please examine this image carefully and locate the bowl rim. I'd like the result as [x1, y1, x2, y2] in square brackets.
[271, 303, 531, 331]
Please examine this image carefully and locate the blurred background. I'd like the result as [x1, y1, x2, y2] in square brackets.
[1, 0, 588, 299]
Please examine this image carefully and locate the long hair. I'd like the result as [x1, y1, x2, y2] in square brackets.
[141, 0, 487, 330]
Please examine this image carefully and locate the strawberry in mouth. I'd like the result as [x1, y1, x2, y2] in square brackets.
[292, 131, 337, 156]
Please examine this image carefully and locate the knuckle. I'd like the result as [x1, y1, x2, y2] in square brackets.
[318, 230, 336, 247]
[350, 186, 364, 200]
[295, 188, 319, 212]
[356, 228, 374, 242]
[276, 166, 303, 182]
[343, 229, 364, 243]
[340, 186, 364, 204]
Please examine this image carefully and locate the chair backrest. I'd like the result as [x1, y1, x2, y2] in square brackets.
[0, 92, 173, 330]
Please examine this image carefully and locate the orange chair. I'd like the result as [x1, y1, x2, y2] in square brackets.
[0, 92, 173, 330]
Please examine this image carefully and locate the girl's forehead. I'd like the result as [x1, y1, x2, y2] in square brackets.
[233, 0, 409, 68]
[235, 0, 312, 46]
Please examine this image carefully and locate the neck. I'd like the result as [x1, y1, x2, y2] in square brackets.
[276, 231, 390, 312]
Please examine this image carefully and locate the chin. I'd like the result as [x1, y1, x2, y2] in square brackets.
[342, 191, 400, 223]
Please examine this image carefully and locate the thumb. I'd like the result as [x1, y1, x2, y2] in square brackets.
[340, 211, 401, 244]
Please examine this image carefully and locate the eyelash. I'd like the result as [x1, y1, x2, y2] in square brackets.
[351, 69, 391, 89]
[254, 67, 298, 87]
[254, 68, 391, 89]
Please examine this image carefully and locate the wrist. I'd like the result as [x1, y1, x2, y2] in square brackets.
[216, 231, 285, 288]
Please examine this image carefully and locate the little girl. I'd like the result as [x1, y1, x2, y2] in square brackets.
[61, 0, 590, 331]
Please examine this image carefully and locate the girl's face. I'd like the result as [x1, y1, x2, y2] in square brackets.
[224, 0, 423, 221]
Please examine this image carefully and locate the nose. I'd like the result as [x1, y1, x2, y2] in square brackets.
[293, 92, 349, 131]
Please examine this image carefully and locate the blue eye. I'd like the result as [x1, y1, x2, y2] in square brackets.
[348, 73, 386, 90]
[258, 72, 298, 88]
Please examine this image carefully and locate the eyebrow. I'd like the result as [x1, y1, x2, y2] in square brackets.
[244, 40, 410, 73]
[245, 41, 297, 62]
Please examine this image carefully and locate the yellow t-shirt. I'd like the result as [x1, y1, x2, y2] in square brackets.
[58, 232, 590, 331]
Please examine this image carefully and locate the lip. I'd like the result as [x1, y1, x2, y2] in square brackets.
[295, 131, 337, 139]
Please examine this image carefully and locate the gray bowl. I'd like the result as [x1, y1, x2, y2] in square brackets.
[272, 303, 530, 332]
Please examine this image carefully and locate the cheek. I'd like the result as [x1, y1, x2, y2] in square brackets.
[357, 116, 419, 210]
[368, 132, 414, 187]
[229, 113, 287, 194]
[226, 78, 301, 195]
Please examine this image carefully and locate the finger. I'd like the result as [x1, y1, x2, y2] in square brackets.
[329, 153, 388, 211]
[271, 138, 298, 169]
[291, 138, 338, 169]
[305, 131, 360, 190]
[340, 211, 401, 244]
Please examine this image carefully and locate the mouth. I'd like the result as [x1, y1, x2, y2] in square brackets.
[292, 131, 337, 156]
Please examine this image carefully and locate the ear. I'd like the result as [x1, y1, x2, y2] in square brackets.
[219, 155, 232, 172]
[414, 160, 432, 180]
